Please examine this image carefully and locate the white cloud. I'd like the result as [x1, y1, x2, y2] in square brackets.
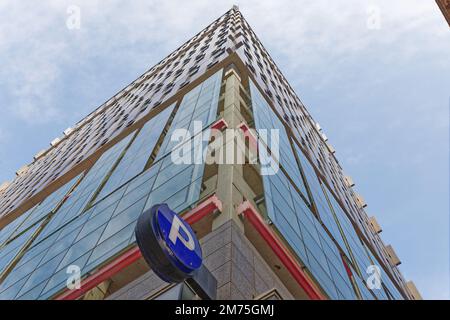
[237, 0, 450, 87]
[1, 0, 446, 124]
[0, 1, 67, 123]
[0, 0, 227, 123]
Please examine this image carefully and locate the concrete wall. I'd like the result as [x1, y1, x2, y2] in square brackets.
[107, 220, 293, 300]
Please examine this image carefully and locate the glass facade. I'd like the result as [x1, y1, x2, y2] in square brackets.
[249, 80, 404, 300]
[251, 83, 309, 201]
[93, 103, 176, 203]
[0, 70, 222, 300]
[156, 69, 222, 161]
[251, 81, 356, 299]
[0, 175, 81, 278]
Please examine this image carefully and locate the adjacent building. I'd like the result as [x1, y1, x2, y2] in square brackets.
[436, 0, 450, 27]
[0, 7, 421, 300]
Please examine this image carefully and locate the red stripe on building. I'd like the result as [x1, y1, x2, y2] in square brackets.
[237, 200, 326, 300]
[55, 194, 222, 300]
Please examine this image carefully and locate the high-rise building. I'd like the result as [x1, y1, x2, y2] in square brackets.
[0, 7, 421, 300]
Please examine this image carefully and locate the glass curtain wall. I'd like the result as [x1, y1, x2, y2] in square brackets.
[250, 80, 372, 300]
[0, 69, 223, 300]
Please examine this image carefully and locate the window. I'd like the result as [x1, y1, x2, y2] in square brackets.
[0, 69, 224, 300]
[93, 103, 175, 203]
[250, 80, 357, 300]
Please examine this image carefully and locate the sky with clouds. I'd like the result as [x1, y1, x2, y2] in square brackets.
[0, 0, 448, 299]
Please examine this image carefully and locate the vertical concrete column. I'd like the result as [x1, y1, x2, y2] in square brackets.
[212, 69, 245, 231]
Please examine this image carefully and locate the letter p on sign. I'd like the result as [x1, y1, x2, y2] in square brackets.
[169, 215, 196, 251]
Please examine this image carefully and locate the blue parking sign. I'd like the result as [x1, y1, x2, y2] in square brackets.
[135, 203, 203, 283]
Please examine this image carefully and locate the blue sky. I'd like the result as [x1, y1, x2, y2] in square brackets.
[0, 0, 448, 299]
